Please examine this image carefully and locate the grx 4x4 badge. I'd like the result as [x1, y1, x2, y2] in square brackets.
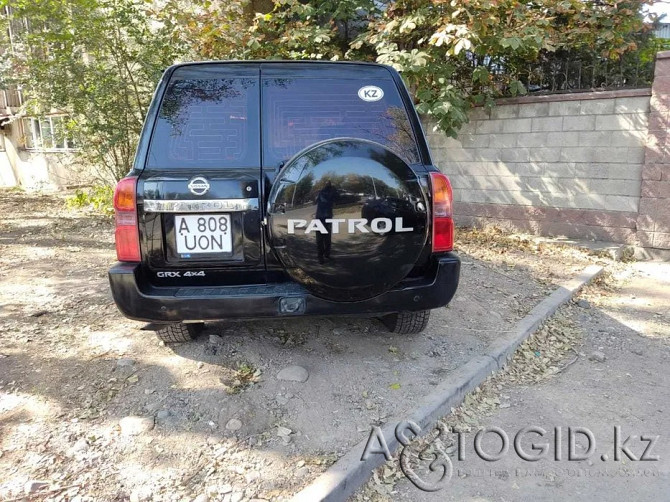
[156, 270, 206, 278]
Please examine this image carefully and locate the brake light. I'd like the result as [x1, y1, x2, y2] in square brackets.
[113, 176, 140, 262]
[430, 171, 454, 252]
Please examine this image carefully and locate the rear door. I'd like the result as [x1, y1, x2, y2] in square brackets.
[137, 64, 265, 287]
[259, 62, 426, 274]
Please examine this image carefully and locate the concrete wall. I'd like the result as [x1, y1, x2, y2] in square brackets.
[426, 88, 657, 247]
[638, 51, 670, 251]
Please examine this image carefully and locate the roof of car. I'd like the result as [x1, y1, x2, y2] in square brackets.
[170, 60, 390, 67]
[165, 60, 398, 79]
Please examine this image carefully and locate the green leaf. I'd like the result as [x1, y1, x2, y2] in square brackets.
[508, 80, 527, 96]
[472, 67, 489, 84]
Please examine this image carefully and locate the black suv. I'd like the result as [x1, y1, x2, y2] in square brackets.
[108, 61, 460, 342]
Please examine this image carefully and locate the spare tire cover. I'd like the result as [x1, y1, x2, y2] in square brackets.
[267, 139, 428, 301]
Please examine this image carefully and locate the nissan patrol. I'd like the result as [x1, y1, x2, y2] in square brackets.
[108, 61, 460, 342]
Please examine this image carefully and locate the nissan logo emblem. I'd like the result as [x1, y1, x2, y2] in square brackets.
[188, 176, 210, 196]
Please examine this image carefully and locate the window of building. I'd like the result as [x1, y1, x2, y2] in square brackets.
[22, 116, 77, 150]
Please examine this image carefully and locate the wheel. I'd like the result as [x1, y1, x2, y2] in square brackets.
[155, 323, 204, 343]
[381, 310, 430, 334]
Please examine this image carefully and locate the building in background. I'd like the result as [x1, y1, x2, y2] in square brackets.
[655, 22, 670, 39]
[0, 6, 87, 190]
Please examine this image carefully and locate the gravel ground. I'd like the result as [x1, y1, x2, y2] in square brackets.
[0, 189, 608, 501]
[354, 262, 670, 502]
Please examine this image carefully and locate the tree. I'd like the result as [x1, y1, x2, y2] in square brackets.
[0, 0, 187, 181]
[356, 0, 657, 136]
[1, 0, 658, 183]
[167, 0, 657, 137]
[160, 0, 380, 61]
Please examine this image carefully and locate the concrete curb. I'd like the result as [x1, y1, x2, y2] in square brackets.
[290, 264, 604, 502]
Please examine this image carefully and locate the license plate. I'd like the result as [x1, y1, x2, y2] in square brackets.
[175, 214, 232, 255]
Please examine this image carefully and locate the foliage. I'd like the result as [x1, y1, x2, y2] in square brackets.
[356, 0, 657, 136]
[1, 0, 659, 172]
[0, 0, 187, 181]
[65, 184, 114, 214]
[166, 0, 657, 137]
[224, 361, 262, 394]
[160, 0, 380, 61]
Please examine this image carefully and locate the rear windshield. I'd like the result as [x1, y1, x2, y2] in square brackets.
[261, 77, 419, 167]
[147, 65, 260, 169]
[146, 65, 420, 169]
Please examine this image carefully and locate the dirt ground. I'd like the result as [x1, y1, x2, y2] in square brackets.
[0, 189, 613, 501]
[354, 264, 670, 501]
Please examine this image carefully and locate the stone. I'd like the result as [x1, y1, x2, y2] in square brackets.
[231, 492, 244, 502]
[130, 487, 152, 502]
[119, 416, 155, 436]
[70, 438, 89, 454]
[192, 495, 209, 502]
[209, 334, 223, 344]
[245, 471, 260, 483]
[589, 351, 606, 363]
[117, 358, 135, 368]
[295, 467, 310, 478]
[24, 481, 49, 494]
[144, 388, 155, 395]
[220, 484, 233, 494]
[275, 394, 289, 406]
[276, 365, 309, 383]
[156, 410, 170, 421]
[276, 426, 292, 437]
[577, 299, 591, 309]
[225, 418, 242, 431]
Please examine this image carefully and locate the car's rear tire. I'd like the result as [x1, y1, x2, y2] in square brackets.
[381, 310, 430, 334]
[155, 323, 204, 343]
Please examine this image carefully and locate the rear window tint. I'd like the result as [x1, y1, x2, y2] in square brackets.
[147, 66, 260, 169]
[262, 78, 419, 167]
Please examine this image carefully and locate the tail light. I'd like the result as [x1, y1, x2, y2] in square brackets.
[430, 171, 454, 252]
[113, 176, 140, 262]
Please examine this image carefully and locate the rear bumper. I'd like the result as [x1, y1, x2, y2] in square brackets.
[108, 254, 460, 323]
